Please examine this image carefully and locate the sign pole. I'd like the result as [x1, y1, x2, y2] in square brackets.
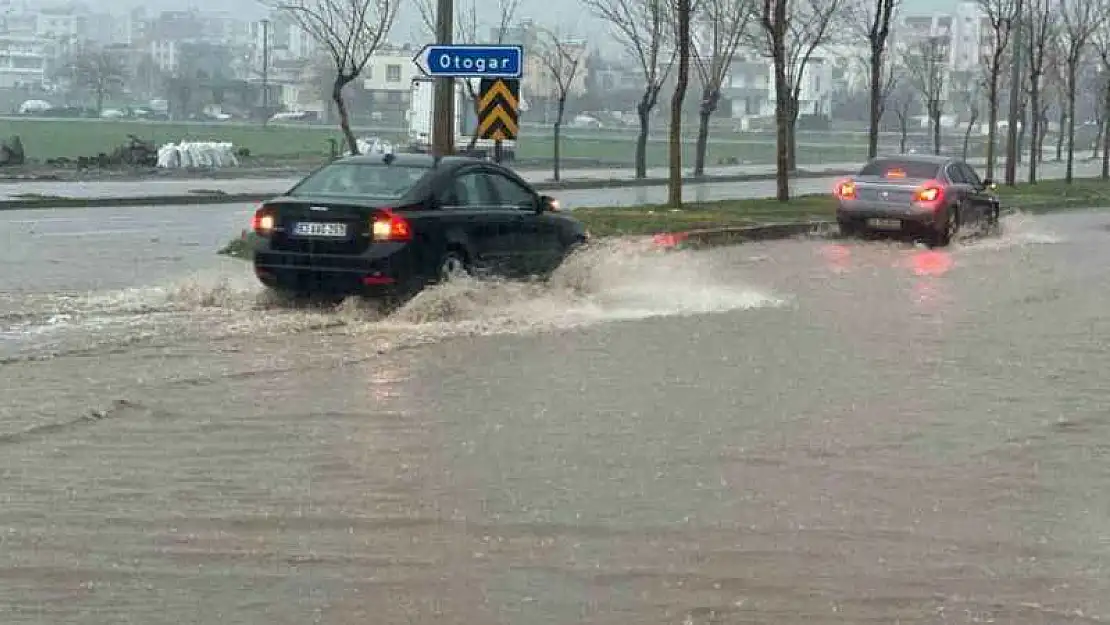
[432, 0, 455, 157]
[494, 140, 503, 163]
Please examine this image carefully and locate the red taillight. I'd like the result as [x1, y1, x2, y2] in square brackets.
[915, 180, 944, 204]
[252, 204, 275, 235]
[371, 209, 412, 242]
[835, 179, 856, 199]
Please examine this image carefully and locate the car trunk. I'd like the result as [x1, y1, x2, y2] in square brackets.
[266, 196, 393, 255]
[851, 175, 930, 204]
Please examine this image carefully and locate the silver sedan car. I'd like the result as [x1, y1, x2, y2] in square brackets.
[834, 155, 1001, 246]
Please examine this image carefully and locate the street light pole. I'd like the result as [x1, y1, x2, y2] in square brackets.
[432, 0, 455, 156]
[1004, 0, 1023, 185]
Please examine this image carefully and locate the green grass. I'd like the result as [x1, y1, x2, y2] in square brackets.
[577, 176, 1110, 236]
[0, 117, 874, 167]
[0, 118, 347, 161]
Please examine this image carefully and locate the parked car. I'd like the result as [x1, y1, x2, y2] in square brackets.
[248, 152, 589, 303]
[833, 155, 1001, 246]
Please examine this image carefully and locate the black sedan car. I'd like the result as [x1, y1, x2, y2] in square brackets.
[248, 153, 589, 300]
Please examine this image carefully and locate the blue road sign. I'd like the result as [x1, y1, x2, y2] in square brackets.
[413, 44, 524, 79]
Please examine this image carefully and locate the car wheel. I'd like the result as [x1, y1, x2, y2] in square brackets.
[932, 206, 959, 247]
[838, 219, 862, 238]
[438, 251, 471, 282]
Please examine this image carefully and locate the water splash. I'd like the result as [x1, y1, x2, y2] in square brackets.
[2, 239, 783, 359]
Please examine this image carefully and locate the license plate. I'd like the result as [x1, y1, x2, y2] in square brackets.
[867, 218, 901, 229]
[292, 222, 348, 237]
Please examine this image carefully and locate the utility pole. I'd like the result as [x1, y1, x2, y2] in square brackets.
[1004, 0, 1023, 186]
[261, 19, 270, 126]
[432, 0, 455, 156]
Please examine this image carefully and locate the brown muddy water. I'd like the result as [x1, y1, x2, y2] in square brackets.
[2, 210, 1109, 624]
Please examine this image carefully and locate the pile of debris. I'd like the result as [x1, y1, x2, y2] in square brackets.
[41, 135, 160, 168]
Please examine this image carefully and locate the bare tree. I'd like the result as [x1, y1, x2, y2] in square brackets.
[70, 47, 127, 115]
[585, 0, 676, 178]
[266, 0, 398, 155]
[848, 0, 900, 159]
[414, 0, 521, 154]
[1024, 0, 1054, 182]
[691, 0, 753, 176]
[904, 35, 948, 155]
[887, 76, 915, 153]
[952, 71, 983, 159]
[537, 30, 585, 181]
[757, 0, 843, 200]
[977, 0, 1017, 180]
[1059, 0, 1107, 182]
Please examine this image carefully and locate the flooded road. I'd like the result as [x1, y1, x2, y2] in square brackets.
[2, 209, 1110, 624]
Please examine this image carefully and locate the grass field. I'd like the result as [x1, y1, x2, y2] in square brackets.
[0, 117, 875, 167]
[574, 176, 1110, 236]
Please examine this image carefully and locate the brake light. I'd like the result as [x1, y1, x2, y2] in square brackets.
[371, 209, 412, 242]
[915, 180, 943, 204]
[252, 204, 275, 235]
[835, 179, 856, 199]
[885, 168, 906, 179]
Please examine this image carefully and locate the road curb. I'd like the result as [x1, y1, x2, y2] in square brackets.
[651, 221, 836, 249]
[0, 168, 856, 211]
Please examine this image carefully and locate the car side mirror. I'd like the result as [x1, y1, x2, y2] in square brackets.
[538, 195, 560, 212]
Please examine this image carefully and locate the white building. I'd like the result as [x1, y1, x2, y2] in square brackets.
[893, 0, 985, 72]
[362, 46, 418, 92]
[0, 34, 48, 88]
[722, 46, 834, 122]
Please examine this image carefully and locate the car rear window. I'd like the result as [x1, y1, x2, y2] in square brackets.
[859, 160, 941, 179]
[290, 162, 430, 199]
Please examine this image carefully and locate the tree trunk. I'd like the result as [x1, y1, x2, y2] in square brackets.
[962, 113, 976, 160]
[786, 100, 798, 171]
[932, 104, 941, 155]
[1102, 81, 1110, 179]
[694, 87, 718, 177]
[1029, 84, 1041, 183]
[1016, 101, 1026, 165]
[668, 0, 691, 208]
[635, 90, 653, 179]
[95, 87, 105, 116]
[985, 71, 1000, 180]
[553, 97, 565, 181]
[333, 77, 358, 155]
[1065, 63, 1078, 183]
[867, 46, 882, 159]
[897, 112, 908, 152]
[1056, 108, 1066, 161]
[772, 57, 790, 201]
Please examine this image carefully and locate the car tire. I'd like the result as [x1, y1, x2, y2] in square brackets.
[438, 250, 471, 282]
[932, 205, 959, 247]
[838, 219, 862, 238]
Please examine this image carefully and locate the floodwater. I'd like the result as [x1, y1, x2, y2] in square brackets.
[2, 210, 1110, 624]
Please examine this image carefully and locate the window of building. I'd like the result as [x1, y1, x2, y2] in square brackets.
[387, 64, 401, 82]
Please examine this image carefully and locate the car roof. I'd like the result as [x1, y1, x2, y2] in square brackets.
[869, 154, 955, 165]
[338, 152, 489, 169]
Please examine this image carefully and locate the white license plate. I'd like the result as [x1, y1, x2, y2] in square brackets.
[867, 218, 902, 229]
[293, 222, 348, 237]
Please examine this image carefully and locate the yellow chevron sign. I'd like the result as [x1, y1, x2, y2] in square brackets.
[478, 78, 520, 141]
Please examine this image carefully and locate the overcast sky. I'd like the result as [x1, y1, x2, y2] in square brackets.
[40, 0, 970, 49]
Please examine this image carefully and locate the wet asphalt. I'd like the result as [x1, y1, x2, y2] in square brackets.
[1, 201, 1109, 623]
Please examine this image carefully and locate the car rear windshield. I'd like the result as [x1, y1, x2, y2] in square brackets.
[859, 160, 941, 179]
[289, 162, 429, 199]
